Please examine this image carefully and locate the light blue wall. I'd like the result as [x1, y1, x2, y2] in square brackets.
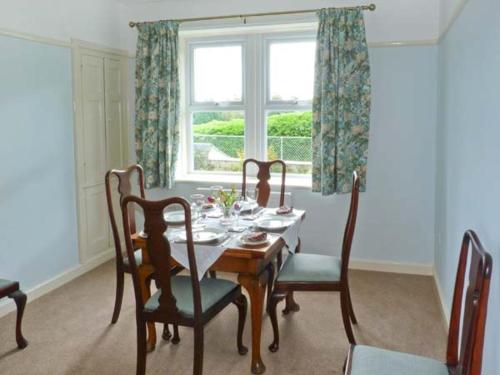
[435, 0, 500, 372]
[141, 45, 439, 266]
[0, 36, 79, 291]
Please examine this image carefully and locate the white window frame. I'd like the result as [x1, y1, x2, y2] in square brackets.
[179, 30, 315, 186]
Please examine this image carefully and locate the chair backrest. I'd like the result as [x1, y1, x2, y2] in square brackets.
[340, 172, 360, 281]
[446, 230, 493, 375]
[105, 165, 146, 263]
[121, 195, 202, 320]
[242, 158, 286, 207]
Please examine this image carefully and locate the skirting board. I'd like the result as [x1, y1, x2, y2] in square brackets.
[350, 259, 434, 276]
[0, 248, 115, 319]
[433, 271, 451, 330]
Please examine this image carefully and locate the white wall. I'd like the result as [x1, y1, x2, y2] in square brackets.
[129, 44, 439, 268]
[0, 0, 124, 48]
[119, 0, 440, 51]
[436, 0, 500, 372]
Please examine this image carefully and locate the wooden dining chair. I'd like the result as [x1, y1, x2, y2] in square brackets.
[105, 164, 181, 342]
[0, 279, 28, 349]
[267, 171, 360, 352]
[344, 230, 493, 375]
[121, 195, 248, 375]
[242, 158, 286, 208]
[242, 158, 289, 309]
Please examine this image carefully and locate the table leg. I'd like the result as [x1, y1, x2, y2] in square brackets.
[238, 271, 268, 375]
[137, 265, 156, 352]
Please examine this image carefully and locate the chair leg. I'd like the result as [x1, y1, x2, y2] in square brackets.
[172, 324, 180, 344]
[9, 290, 28, 349]
[346, 283, 358, 325]
[193, 325, 204, 375]
[233, 294, 248, 355]
[282, 292, 300, 315]
[162, 324, 172, 341]
[266, 262, 275, 312]
[136, 318, 147, 375]
[340, 290, 356, 344]
[111, 267, 124, 324]
[268, 292, 286, 353]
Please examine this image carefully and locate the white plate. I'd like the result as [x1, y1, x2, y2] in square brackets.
[238, 234, 269, 246]
[255, 218, 294, 232]
[164, 211, 186, 225]
[176, 228, 226, 244]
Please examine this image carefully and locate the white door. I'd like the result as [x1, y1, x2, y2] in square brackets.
[80, 54, 110, 260]
[75, 46, 129, 264]
[105, 57, 127, 248]
[105, 57, 125, 172]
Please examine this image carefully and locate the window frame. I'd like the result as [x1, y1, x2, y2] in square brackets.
[182, 31, 315, 182]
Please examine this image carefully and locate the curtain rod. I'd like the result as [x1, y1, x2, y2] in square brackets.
[129, 4, 376, 28]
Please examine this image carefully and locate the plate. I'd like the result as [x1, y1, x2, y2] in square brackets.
[164, 211, 199, 225]
[176, 228, 226, 244]
[255, 218, 294, 232]
[238, 234, 269, 247]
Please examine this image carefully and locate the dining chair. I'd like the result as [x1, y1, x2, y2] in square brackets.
[0, 279, 28, 349]
[242, 158, 286, 208]
[242, 158, 290, 309]
[105, 164, 181, 343]
[344, 230, 493, 375]
[121, 195, 248, 375]
[267, 171, 360, 352]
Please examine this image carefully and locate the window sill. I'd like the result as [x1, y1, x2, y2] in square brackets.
[175, 172, 312, 189]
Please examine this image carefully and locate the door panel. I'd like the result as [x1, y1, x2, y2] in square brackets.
[81, 55, 107, 187]
[105, 58, 124, 171]
[84, 185, 109, 257]
[80, 54, 109, 259]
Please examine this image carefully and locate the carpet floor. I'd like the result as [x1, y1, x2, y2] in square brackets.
[0, 261, 447, 375]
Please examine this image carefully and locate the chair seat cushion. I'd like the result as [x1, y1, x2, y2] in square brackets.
[123, 251, 142, 269]
[144, 276, 239, 318]
[349, 345, 449, 375]
[0, 279, 19, 297]
[277, 253, 341, 283]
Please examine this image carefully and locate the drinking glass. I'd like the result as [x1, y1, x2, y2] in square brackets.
[210, 185, 223, 209]
[232, 196, 245, 232]
[190, 193, 205, 219]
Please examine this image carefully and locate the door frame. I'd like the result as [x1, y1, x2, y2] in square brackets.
[71, 39, 130, 264]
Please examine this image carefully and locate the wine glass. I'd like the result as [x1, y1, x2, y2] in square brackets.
[190, 193, 205, 220]
[210, 185, 223, 210]
[232, 196, 245, 232]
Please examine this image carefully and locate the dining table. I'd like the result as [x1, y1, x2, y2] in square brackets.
[131, 206, 306, 374]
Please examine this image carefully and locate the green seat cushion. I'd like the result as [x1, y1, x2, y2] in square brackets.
[350, 345, 449, 375]
[277, 253, 341, 283]
[144, 276, 239, 318]
[123, 251, 142, 267]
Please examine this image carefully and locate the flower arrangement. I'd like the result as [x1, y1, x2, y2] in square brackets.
[208, 186, 238, 217]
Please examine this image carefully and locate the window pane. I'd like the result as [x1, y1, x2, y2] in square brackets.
[269, 41, 315, 102]
[267, 111, 312, 174]
[192, 112, 245, 172]
[193, 45, 243, 103]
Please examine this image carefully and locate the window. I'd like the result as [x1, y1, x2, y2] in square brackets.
[184, 33, 315, 178]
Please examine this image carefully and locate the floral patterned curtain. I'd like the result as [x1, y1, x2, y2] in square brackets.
[135, 21, 180, 189]
[312, 8, 371, 195]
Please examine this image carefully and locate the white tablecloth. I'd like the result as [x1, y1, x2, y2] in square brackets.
[165, 208, 305, 280]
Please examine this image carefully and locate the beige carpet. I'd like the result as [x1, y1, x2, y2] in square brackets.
[0, 261, 447, 375]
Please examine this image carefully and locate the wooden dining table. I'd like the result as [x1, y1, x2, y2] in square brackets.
[131, 211, 305, 374]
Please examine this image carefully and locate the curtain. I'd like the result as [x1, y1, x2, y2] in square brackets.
[312, 8, 371, 195]
[135, 21, 180, 189]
